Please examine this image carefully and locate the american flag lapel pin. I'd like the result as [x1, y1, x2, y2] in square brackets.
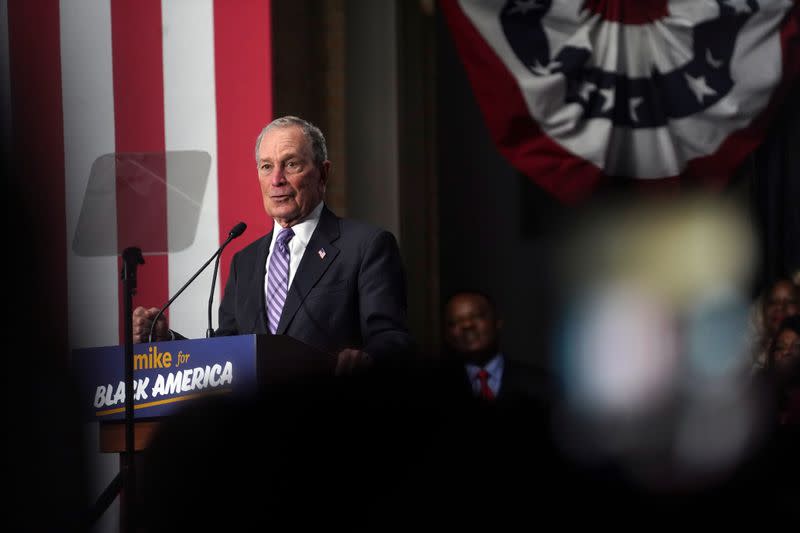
[318, 248, 326, 259]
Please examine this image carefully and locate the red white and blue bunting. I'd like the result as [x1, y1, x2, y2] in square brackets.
[441, 0, 800, 203]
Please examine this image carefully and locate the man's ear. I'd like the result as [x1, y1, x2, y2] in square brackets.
[496, 318, 504, 332]
[320, 160, 331, 186]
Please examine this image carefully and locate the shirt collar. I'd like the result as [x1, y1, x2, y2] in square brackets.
[270, 201, 324, 249]
[465, 353, 504, 380]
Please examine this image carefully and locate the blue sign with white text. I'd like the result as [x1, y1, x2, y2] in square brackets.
[72, 335, 260, 421]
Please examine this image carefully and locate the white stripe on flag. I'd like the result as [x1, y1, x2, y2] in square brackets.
[162, 0, 220, 337]
[61, 0, 119, 350]
[60, 5, 121, 531]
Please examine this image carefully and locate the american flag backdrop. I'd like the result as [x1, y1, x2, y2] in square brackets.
[441, 0, 800, 203]
[4, 0, 274, 352]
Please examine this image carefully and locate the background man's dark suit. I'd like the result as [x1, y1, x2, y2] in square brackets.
[216, 205, 411, 358]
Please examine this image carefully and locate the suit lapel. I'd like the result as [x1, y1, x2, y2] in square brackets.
[276, 206, 341, 335]
[250, 232, 273, 335]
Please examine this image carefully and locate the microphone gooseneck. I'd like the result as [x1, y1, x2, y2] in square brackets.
[147, 221, 247, 343]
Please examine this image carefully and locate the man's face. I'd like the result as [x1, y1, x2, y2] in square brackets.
[444, 293, 501, 360]
[257, 126, 329, 228]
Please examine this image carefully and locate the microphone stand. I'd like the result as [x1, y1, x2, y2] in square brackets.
[147, 250, 220, 343]
[120, 247, 144, 532]
[149, 222, 246, 343]
[85, 221, 242, 529]
[206, 253, 223, 338]
[84, 247, 142, 532]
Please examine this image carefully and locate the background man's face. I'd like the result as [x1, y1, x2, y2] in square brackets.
[444, 293, 501, 359]
[257, 125, 329, 228]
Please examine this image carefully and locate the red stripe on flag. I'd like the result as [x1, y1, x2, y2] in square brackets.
[214, 0, 273, 289]
[7, 0, 68, 355]
[110, 0, 169, 342]
[581, 0, 668, 25]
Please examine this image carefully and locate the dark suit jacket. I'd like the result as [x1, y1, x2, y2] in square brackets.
[431, 353, 552, 409]
[215, 206, 411, 358]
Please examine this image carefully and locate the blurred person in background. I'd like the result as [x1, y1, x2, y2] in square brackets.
[442, 290, 550, 407]
[766, 315, 800, 426]
[749, 278, 799, 372]
[400, 290, 557, 526]
[738, 314, 800, 520]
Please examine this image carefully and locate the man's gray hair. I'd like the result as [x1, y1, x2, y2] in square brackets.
[254, 116, 328, 166]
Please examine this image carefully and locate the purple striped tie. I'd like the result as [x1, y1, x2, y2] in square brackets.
[267, 227, 294, 334]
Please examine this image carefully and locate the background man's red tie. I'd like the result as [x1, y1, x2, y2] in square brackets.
[477, 369, 494, 401]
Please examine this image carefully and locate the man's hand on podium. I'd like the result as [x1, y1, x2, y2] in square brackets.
[335, 348, 373, 376]
[133, 306, 170, 343]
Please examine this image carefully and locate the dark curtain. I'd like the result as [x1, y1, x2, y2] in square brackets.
[751, 80, 800, 292]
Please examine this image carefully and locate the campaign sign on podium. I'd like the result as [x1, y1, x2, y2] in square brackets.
[72, 334, 334, 422]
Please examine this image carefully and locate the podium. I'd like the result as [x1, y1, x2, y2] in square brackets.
[72, 334, 336, 452]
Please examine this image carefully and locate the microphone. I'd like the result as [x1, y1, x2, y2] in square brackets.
[147, 222, 247, 342]
[206, 222, 247, 337]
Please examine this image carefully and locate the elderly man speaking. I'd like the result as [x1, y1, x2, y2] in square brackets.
[133, 116, 411, 374]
